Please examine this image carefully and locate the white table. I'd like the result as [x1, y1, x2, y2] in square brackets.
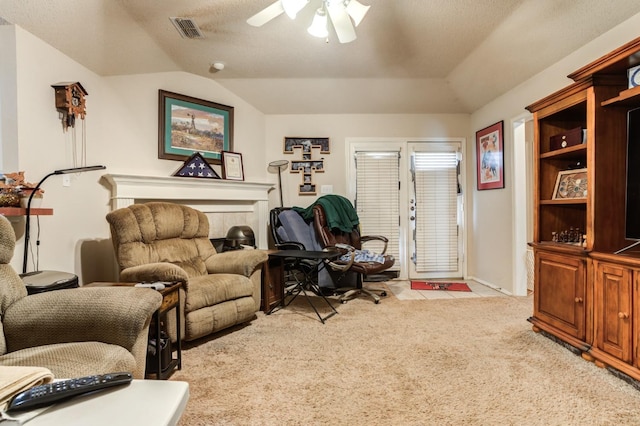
[12, 380, 189, 425]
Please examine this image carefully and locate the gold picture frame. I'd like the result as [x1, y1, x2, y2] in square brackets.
[158, 90, 233, 164]
[552, 168, 588, 200]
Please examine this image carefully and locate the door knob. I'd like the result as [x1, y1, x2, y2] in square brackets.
[618, 312, 629, 319]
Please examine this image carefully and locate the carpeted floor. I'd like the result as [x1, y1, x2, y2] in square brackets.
[171, 288, 640, 425]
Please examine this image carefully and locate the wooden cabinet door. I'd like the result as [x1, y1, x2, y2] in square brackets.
[594, 262, 632, 362]
[534, 250, 586, 340]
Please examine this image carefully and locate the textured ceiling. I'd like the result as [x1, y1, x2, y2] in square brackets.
[2, 0, 640, 114]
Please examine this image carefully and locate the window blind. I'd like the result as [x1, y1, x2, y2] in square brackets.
[413, 151, 459, 272]
[355, 151, 400, 271]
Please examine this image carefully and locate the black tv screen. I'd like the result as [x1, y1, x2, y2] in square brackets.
[625, 107, 640, 240]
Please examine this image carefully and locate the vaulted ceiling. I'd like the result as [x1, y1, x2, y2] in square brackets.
[2, 0, 640, 114]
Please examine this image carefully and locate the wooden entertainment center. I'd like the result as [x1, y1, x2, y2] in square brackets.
[526, 36, 640, 382]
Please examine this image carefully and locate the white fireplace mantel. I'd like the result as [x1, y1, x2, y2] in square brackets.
[102, 174, 273, 248]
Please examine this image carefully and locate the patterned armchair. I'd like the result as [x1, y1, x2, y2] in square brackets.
[106, 202, 267, 342]
[0, 216, 161, 379]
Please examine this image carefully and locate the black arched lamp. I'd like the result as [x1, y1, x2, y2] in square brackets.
[268, 160, 289, 208]
[22, 165, 106, 274]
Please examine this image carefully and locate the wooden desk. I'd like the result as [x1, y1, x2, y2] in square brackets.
[83, 282, 182, 379]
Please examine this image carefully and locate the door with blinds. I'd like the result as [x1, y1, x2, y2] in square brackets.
[409, 142, 463, 279]
[351, 140, 464, 280]
[354, 150, 402, 273]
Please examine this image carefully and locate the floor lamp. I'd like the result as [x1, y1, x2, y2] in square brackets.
[22, 165, 106, 274]
[268, 160, 289, 208]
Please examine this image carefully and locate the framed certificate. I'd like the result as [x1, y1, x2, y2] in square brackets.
[221, 151, 244, 181]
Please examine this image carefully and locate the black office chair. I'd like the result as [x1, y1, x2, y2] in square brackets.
[311, 196, 395, 304]
[269, 207, 319, 294]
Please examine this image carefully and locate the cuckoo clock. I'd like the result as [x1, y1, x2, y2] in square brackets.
[52, 82, 88, 130]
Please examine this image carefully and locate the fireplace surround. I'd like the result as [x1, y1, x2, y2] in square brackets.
[102, 174, 273, 249]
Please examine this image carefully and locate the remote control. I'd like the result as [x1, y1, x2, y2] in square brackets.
[7, 372, 132, 412]
[135, 282, 166, 290]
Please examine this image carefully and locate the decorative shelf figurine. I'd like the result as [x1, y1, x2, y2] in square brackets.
[0, 171, 51, 216]
[0, 172, 44, 207]
[551, 227, 586, 247]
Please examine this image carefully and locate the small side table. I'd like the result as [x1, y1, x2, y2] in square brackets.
[261, 250, 284, 313]
[83, 281, 182, 379]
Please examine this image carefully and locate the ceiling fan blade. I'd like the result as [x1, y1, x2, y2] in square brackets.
[327, 3, 357, 43]
[247, 1, 285, 27]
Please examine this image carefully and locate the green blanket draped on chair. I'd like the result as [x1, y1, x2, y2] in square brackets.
[293, 194, 359, 233]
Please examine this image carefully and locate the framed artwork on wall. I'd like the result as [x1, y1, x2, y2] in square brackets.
[476, 121, 505, 190]
[158, 90, 234, 164]
[283, 137, 330, 154]
[221, 151, 244, 181]
[552, 168, 587, 200]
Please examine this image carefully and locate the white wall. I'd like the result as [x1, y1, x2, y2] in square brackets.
[264, 114, 470, 209]
[3, 26, 267, 281]
[0, 25, 18, 172]
[468, 12, 640, 294]
[3, 12, 640, 292]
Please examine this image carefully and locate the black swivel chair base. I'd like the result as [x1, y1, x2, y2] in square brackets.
[330, 272, 388, 305]
[338, 287, 387, 304]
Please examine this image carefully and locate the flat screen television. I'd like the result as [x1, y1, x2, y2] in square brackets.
[621, 106, 640, 252]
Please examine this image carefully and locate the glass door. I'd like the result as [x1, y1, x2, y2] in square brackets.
[408, 142, 463, 279]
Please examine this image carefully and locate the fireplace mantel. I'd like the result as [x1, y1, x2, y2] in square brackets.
[102, 174, 273, 248]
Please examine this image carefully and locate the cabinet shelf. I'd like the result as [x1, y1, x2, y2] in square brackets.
[0, 207, 53, 216]
[540, 144, 586, 159]
[532, 241, 587, 254]
[601, 85, 640, 107]
[540, 199, 587, 205]
[527, 35, 640, 384]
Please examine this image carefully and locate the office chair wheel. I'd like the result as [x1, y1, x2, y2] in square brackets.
[381, 291, 387, 297]
[375, 299, 380, 304]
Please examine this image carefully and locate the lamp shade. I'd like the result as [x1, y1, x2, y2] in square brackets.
[282, 0, 309, 19]
[268, 160, 289, 208]
[307, 8, 328, 38]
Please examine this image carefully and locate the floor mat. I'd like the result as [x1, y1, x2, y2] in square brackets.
[410, 281, 471, 292]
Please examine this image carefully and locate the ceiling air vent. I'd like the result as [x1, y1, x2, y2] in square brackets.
[170, 17, 204, 39]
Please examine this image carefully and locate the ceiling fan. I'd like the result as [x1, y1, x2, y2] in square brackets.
[247, 0, 370, 44]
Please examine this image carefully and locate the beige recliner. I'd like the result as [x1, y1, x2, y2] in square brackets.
[0, 215, 161, 379]
[106, 202, 267, 342]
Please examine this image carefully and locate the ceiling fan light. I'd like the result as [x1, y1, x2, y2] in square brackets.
[307, 8, 328, 38]
[281, 0, 309, 19]
[345, 0, 370, 27]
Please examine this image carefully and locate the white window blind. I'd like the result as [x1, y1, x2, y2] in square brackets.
[355, 151, 400, 271]
[413, 151, 459, 272]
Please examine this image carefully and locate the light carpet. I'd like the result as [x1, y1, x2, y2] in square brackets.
[171, 290, 640, 425]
